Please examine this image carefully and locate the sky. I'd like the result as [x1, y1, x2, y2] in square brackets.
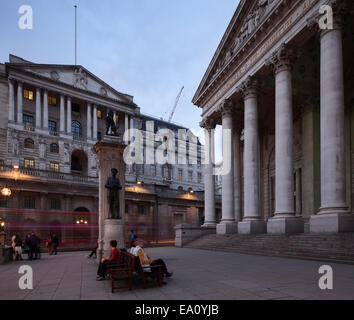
[0, 0, 239, 158]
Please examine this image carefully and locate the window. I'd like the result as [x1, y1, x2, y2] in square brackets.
[115, 114, 119, 124]
[188, 171, 193, 182]
[50, 162, 59, 172]
[138, 204, 149, 215]
[197, 160, 202, 168]
[23, 89, 34, 101]
[97, 109, 102, 119]
[163, 165, 172, 180]
[50, 198, 61, 210]
[24, 138, 35, 149]
[178, 169, 183, 181]
[0, 159, 4, 171]
[0, 199, 7, 208]
[24, 159, 35, 169]
[72, 121, 82, 137]
[151, 165, 156, 177]
[198, 172, 202, 184]
[48, 96, 57, 105]
[23, 114, 34, 131]
[48, 120, 57, 134]
[97, 132, 102, 141]
[24, 197, 36, 209]
[50, 143, 59, 153]
[72, 103, 81, 113]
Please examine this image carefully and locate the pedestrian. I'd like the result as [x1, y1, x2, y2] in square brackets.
[46, 234, 52, 255]
[11, 234, 16, 259]
[24, 234, 30, 258]
[96, 240, 120, 281]
[88, 242, 98, 259]
[130, 230, 137, 247]
[35, 234, 41, 259]
[14, 234, 23, 261]
[52, 234, 59, 255]
[28, 232, 37, 260]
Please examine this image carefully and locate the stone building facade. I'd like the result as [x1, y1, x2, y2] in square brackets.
[0, 55, 209, 248]
[193, 0, 354, 234]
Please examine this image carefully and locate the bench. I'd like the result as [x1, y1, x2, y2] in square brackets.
[107, 251, 164, 292]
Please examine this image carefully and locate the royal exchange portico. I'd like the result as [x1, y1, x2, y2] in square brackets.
[194, 0, 354, 234]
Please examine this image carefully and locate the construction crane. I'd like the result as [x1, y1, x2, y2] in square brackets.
[167, 86, 184, 123]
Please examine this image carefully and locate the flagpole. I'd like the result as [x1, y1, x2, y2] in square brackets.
[74, 5, 77, 65]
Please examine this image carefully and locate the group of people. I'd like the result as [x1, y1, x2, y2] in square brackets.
[11, 232, 59, 261]
[96, 230, 173, 282]
[11, 233, 41, 261]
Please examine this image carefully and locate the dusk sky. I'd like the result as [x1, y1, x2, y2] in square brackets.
[1, 0, 239, 158]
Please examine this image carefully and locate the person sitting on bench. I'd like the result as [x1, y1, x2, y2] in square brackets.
[96, 240, 120, 281]
[134, 239, 173, 278]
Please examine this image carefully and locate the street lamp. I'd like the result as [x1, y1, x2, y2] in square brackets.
[1, 187, 11, 197]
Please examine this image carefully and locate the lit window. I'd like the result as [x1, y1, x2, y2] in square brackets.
[188, 171, 193, 182]
[48, 96, 57, 105]
[50, 162, 59, 172]
[115, 114, 119, 124]
[24, 159, 35, 169]
[24, 138, 34, 149]
[23, 89, 34, 101]
[198, 172, 202, 184]
[151, 165, 156, 177]
[97, 109, 102, 119]
[178, 169, 183, 181]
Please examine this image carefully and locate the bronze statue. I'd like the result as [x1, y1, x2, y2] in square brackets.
[105, 168, 122, 219]
[105, 109, 118, 136]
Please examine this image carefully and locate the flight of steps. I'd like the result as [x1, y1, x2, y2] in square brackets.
[185, 233, 354, 264]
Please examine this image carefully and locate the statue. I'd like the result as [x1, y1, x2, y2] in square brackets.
[105, 168, 122, 219]
[105, 110, 118, 136]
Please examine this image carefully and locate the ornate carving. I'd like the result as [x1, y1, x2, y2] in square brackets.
[237, 76, 258, 100]
[200, 117, 216, 130]
[218, 99, 233, 118]
[73, 67, 88, 89]
[50, 71, 60, 81]
[100, 87, 108, 96]
[266, 43, 295, 74]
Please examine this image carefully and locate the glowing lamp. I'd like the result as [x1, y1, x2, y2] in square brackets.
[1, 188, 11, 197]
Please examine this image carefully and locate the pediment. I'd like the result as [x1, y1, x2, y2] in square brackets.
[193, 0, 280, 105]
[7, 59, 133, 104]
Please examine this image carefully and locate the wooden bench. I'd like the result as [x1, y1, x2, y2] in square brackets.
[108, 250, 164, 292]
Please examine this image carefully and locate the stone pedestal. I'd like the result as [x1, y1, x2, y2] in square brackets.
[267, 217, 304, 234]
[103, 219, 125, 257]
[94, 136, 126, 261]
[175, 224, 215, 247]
[216, 222, 238, 235]
[238, 220, 266, 234]
[310, 213, 354, 233]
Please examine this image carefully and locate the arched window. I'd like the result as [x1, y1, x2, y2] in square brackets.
[71, 120, 82, 138]
[50, 143, 59, 153]
[24, 138, 34, 149]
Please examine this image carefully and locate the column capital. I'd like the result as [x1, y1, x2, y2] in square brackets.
[237, 76, 258, 100]
[218, 99, 233, 118]
[200, 117, 216, 131]
[266, 43, 295, 74]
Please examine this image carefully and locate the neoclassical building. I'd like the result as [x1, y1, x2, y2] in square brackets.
[0, 54, 208, 247]
[193, 0, 354, 234]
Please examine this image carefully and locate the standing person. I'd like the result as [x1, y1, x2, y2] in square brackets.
[46, 234, 52, 255]
[11, 234, 16, 260]
[24, 234, 30, 259]
[52, 234, 59, 255]
[130, 230, 137, 247]
[96, 240, 120, 281]
[88, 241, 98, 259]
[35, 234, 41, 259]
[28, 232, 37, 260]
[14, 235, 23, 261]
[134, 239, 173, 278]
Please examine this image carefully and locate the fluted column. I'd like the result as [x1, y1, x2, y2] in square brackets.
[267, 45, 303, 234]
[310, 14, 354, 233]
[36, 88, 42, 129]
[233, 123, 242, 223]
[17, 81, 23, 124]
[130, 116, 134, 142]
[238, 77, 266, 234]
[87, 103, 92, 139]
[201, 119, 216, 228]
[66, 96, 72, 135]
[8, 79, 15, 122]
[93, 105, 98, 140]
[125, 114, 129, 143]
[43, 89, 48, 130]
[217, 101, 237, 234]
[60, 95, 65, 133]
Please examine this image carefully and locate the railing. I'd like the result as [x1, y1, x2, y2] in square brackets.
[0, 164, 97, 186]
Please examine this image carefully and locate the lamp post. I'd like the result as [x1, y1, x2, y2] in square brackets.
[0, 186, 12, 246]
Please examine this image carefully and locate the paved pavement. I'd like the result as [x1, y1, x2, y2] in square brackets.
[0, 247, 354, 300]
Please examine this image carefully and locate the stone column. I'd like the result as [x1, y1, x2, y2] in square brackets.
[36, 88, 42, 129]
[93, 105, 98, 140]
[130, 116, 134, 141]
[43, 89, 48, 130]
[217, 101, 237, 234]
[87, 103, 92, 139]
[233, 123, 242, 223]
[66, 96, 72, 135]
[8, 79, 15, 122]
[238, 77, 266, 234]
[310, 16, 354, 233]
[17, 81, 23, 124]
[201, 118, 216, 228]
[60, 95, 65, 133]
[267, 45, 303, 234]
[125, 114, 129, 143]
